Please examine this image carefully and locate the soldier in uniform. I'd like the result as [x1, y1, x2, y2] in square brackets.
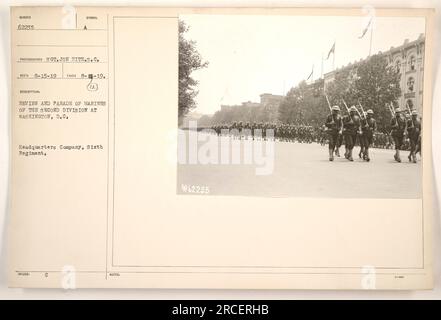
[251, 122, 257, 140]
[406, 110, 421, 163]
[334, 131, 343, 157]
[358, 112, 366, 159]
[324, 105, 343, 161]
[415, 115, 422, 156]
[390, 108, 407, 162]
[319, 125, 327, 146]
[360, 109, 377, 162]
[342, 106, 361, 161]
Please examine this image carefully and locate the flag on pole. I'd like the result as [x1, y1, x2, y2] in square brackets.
[359, 16, 373, 39]
[306, 65, 314, 80]
[326, 42, 335, 60]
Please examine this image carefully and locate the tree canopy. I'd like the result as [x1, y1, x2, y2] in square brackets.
[178, 20, 208, 125]
[278, 79, 324, 127]
[324, 54, 401, 132]
[210, 103, 279, 125]
[280, 54, 402, 132]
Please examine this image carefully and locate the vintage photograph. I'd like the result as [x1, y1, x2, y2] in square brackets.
[177, 13, 425, 198]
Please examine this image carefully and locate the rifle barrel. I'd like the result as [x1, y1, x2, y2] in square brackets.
[341, 99, 350, 114]
[358, 101, 366, 118]
[325, 94, 332, 113]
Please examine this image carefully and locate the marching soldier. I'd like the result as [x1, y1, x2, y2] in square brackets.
[324, 105, 343, 161]
[407, 110, 421, 163]
[342, 106, 361, 161]
[358, 113, 366, 159]
[335, 131, 343, 157]
[319, 125, 327, 146]
[415, 119, 422, 156]
[390, 108, 407, 162]
[360, 109, 377, 161]
[251, 122, 257, 140]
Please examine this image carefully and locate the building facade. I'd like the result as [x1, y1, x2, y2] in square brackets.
[324, 34, 425, 113]
[259, 93, 284, 108]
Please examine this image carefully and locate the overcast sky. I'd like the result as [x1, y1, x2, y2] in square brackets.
[181, 14, 425, 115]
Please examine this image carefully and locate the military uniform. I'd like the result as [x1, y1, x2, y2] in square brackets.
[324, 105, 343, 161]
[360, 110, 377, 161]
[390, 109, 407, 162]
[406, 111, 421, 163]
[335, 131, 343, 157]
[342, 106, 361, 161]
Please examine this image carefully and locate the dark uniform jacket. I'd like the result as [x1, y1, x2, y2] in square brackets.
[390, 115, 406, 137]
[406, 117, 421, 140]
[325, 114, 342, 134]
[343, 114, 360, 135]
[362, 117, 377, 135]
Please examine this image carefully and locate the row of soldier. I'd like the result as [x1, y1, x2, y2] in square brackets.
[211, 122, 319, 144]
[209, 121, 415, 150]
[207, 106, 421, 163]
[324, 104, 421, 163]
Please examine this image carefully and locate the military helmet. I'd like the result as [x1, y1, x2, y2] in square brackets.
[349, 106, 357, 112]
[395, 107, 401, 113]
[331, 105, 340, 111]
[412, 110, 418, 115]
[367, 109, 374, 114]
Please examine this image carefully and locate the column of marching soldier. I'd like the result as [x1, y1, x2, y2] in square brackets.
[324, 103, 421, 163]
[208, 105, 421, 163]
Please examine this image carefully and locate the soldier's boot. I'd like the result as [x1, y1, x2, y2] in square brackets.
[412, 152, 417, 163]
[344, 147, 349, 159]
[408, 153, 412, 162]
[394, 150, 401, 163]
[348, 148, 354, 161]
[358, 148, 363, 159]
[329, 149, 334, 161]
[365, 149, 370, 162]
[335, 148, 340, 157]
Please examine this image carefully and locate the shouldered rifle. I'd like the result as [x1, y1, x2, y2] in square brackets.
[357, 100, 366, 119]
[341, 99, 350, 114]
[405, 100, 412, 115]
[324, 94, 332, 113]
[405, 101, 415, 129]
[387, 103, 395, 117]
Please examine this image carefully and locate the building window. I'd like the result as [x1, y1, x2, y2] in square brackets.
[395, 59, 401, 73]
[408, 55, 416, 71]
[407, 77, 415, 92]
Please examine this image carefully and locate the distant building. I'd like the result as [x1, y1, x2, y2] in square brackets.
[220, 104, 235, 111]
[324, 34, 425, 113]
[221, 93, 284, 111]
[259, 93, 284, 108]
[181, 111, 204, 127]
[241, 101, 261, 108]
[218, 93, 284, 123]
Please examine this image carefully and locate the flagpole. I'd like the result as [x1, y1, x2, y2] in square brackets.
[369, 23, 373, 56]
[321, 52, 324, 79]
[332, 40, 336, 70]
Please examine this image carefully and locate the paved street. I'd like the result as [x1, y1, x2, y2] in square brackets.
[177, 132, 422, 198]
